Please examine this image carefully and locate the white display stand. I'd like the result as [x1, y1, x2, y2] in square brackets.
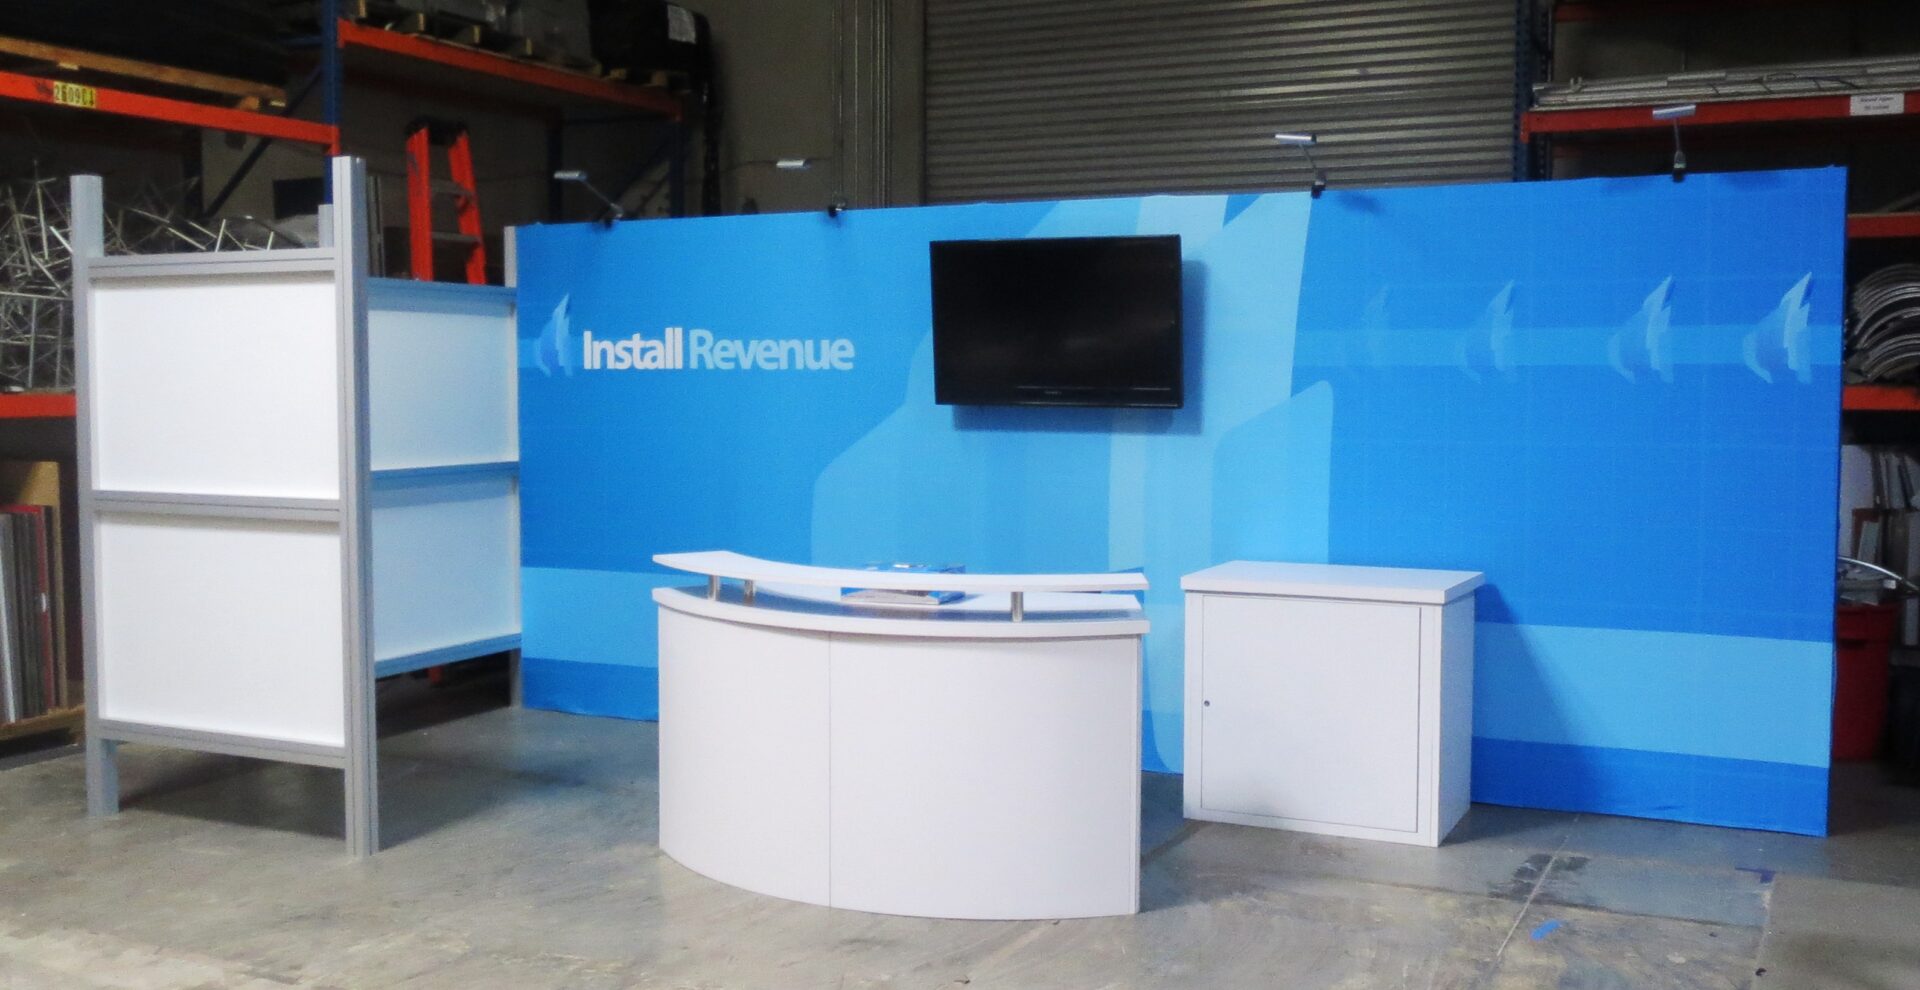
[75, 158, 521, 856]
[653, 552, 1147, 919]
[1181, 561, 1483, 847]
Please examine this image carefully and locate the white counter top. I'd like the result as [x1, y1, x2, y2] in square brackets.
[1181, 561, 1484, 604]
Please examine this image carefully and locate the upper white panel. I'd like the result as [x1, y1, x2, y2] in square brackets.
[654, 550, 1149, 594]
[89, 272, 341, 500]
[367, 279, 517, 471]
[94, 512, 346, 748]
[1181, 561, 1484, 604]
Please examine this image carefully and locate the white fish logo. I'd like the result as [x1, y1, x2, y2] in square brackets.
[1743, 274, 1812, 385]
[535, 294, 576, 377]
[1608, 278, 1673, 384]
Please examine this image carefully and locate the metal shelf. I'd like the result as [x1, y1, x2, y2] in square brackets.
[1523, 89, 1920, 139]
[0, 68, 334, 146]
[296, 5, 692, 221]
[333, 19, 681, 120]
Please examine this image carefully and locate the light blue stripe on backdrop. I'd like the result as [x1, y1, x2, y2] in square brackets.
[522, 570, 1838, 773]
[1475, 621, 1834, 768]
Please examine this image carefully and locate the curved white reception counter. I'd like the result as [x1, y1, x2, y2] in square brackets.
[652, 551, 1149, 920]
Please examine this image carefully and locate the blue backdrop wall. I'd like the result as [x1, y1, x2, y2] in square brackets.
[517, 169, 1844, 835]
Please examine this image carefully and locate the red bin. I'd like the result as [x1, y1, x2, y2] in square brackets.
[1834, 603, 1899, 761]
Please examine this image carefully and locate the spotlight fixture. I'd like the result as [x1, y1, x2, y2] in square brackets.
[1651, 104, 1697, 182]
[552, 169, 627, 225]
[773, 158, 813, 171]
[1275, 132, 1327, 198]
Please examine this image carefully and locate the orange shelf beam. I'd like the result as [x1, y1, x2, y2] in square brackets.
[1844, 385, 1920, 412]
[0, 69, 336, 146]
[335, 19, 682, 120]
[0, 393, 76, 420]
[1849, 213, 1920, 240]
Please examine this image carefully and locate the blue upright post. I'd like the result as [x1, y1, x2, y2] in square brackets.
[321, 0, 344, 202]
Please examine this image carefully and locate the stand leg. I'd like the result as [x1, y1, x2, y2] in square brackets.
[85, 736, 119, 816]
[345, 747, 378, 858]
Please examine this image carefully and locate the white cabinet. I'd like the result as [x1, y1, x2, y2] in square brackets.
[1181, 561, 1483, 847]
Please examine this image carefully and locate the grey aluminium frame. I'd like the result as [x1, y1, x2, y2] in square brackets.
[76, 158, 381, 856]
[503, 222, 524, 709]
[334, 156, 378, 858]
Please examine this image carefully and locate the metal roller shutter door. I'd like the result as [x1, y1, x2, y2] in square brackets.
[925, 0, 1522, 203]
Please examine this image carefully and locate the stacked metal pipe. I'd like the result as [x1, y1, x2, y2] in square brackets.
[1534, 55, 1920, 110]
[1850, 264, 1920, 383]
[0, 176, 294, 391]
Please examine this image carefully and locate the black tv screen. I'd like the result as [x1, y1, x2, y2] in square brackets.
[930, 235, 1183, 408]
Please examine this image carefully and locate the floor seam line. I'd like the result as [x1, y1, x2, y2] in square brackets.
[1139, 820, 1204, 865]
[1491, 829, 1576, 967]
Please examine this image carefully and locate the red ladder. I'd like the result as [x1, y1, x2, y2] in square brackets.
[404, 118, 486, 284]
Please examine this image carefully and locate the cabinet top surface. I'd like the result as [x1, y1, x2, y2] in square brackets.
[1181, 561, 1484, 604]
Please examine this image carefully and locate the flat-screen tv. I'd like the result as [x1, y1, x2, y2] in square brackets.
[929, 235, 1183, 408]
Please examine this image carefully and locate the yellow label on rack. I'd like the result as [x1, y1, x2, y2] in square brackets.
[49, 81, 96, 109]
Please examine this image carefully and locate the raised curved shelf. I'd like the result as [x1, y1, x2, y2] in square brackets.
[653, 550, 1148, 595]
[654, 584, 1148, 640]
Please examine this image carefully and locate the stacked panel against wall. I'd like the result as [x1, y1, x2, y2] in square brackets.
[0, 500, 66, 723]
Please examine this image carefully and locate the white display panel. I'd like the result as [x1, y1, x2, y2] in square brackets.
[367, 281, 517, 471]
[370, 476, 520, 662]
[827, 634, 1140, 919]
[1199, 595, 1421, 833]
[658, 608, 831, 906]
[89, 273, 341, 499]
[94, 512, 346, 748]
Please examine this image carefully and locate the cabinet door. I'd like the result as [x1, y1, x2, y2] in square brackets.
[1199, 595, 1421, 833]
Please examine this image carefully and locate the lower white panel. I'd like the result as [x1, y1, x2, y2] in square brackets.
[658, 608, 831, 906]
[370, 476, 519, 662]
[94, 512, 346, 748]
[828, 634, 1140, 919]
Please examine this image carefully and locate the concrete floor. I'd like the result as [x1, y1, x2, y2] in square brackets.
[1, 672, 1918, 990]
